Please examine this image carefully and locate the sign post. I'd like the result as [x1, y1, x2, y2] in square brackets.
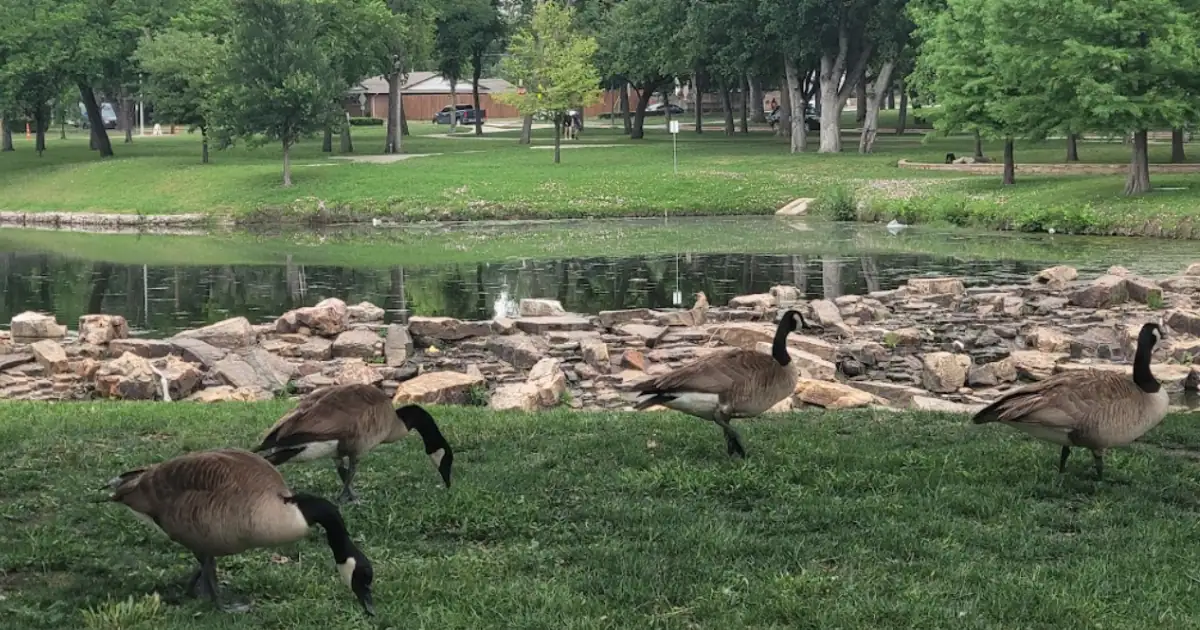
[669, 119, 680, 175]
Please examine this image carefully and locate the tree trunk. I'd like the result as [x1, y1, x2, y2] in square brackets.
[34, 106, 47, 156]
[520, 114, 533, 144]
[400, 102, 409, 135]
[739, 78, 749, 134]
[1002, 137, 1015, 186]
[777, 71, 791, 138]
[1, 118, 12, 151]
[886, 88, 895, 110]
[784, 58, 806, 153]
[749, 74, 766, 123]
[620, 83, 632, 135]
[341, 122, 353, 153]
[1171, 127, 1186, 163]
[1124, 130, 1151, 195]
[858, 60, 895, 154]
[122, 90, 134, 143]
[631, 85, 653, 139]
[720, 83, 735, 136]
[201, 127, 210, 164]
[818, 30, 873, 153]
[448, 78, 458, 133]
[973, 130, 984, 159]
[385, 71, 402, 153]
[472, 63, 484, 136]
[79, 84, 114, 157]
[896, 84, 908, 134]
[1066, 133, 1079, 162]
[693, 71, 704, 134]
[323, 127, 333, 152]
[663, 89, 673, 127]
[282, 138, 293, 187]
[553, 114, 561, 164]
[855, 77, 867, 123]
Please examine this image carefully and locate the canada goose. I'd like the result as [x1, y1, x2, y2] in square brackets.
[254, 383, 453, 503]
[631, 309, 811, 457]
[972, 322, 1169, 479]
[107, 448, 375, 615]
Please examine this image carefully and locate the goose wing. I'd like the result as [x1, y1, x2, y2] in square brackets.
[635, 348, 781, 395]
[257, 384, 391, 449]
[972, 369, 1145, 428]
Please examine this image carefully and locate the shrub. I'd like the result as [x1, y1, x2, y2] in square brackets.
[348, 116, 383, 126]
[811, 185, 859, 221]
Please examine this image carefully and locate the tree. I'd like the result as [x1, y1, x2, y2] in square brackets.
[316, 0, 396, 152]
[464, 0, 506, 136]
[812, 0, 877, 153]
[382, 0, 435, 153]
[434, 0, 475, 134]
[135, 30, 226, 162]
[213, 0, 345, 186]
[858, 0, 912, 153]
[496, 1, 602, 163]
[595, 0, 686, 139]
[0, 0, 75, 156]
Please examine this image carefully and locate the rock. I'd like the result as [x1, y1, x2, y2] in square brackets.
[244, 347, 296, 385]
[1055, 362, 1194, 387]
[794, 335, 837, 362]
[408, 316, 492, 341]
[968, 358, 1018, 386]
[907, 277, 965, 296]
[487, 334, 551, 370]
[618, 324, 667, 343]
[1009, 350, 1066, 381]
[169, 337, 229, 367]
[769, 285, 802, 305]
[331, 329, 381, 359]
[0, 353, 34, 371]
[30, 340, 68, 374]
[78, 314, 130, 345]
[173, 317, 256, 349]
[1186, 368, 1200, 392]
[728, 293, 775, 309]
[1166, 310, 1200, 336]
[1160, 276, 1200, 293]
[489, 383, 538, 411]
[885, 327, 922, 349]
[598, 309, 652, 328]
[1124, 276, 1162, 305]
[1068, 275, 1128, 309]
[297, 337, 334, 360]
[187, 386, 271, 402]
[94, 352, 159, 400]
[1027, 327, 1072, 353]
[842, 341, 888, 366]
[755, 342, 835, 380]
[621, 349, 648, 372]
[580, 339, 610, 372]
[392, 371, 485, 405]
[911, 396, 984, 415]
[11, 311, 67, 341]
[158, 355, 202, 399]
[1171, 339, 1200, 363]
[346, 301, 385, 323]
[715, 323, 773, 350]
[108, 338, 172, 359]
[793, 379, 877, 409]
[654, 309, 704, 327]
[297, 373, 339, 393]
[513, 316, 593, 334]
[492, 358, 568, 411]
[853, 381, 926, 406]
[212, 351, 290, 394]
[491, 317, 518, 335]
[334, 358, 385, 386]
[1107, 266, 1131, 276]
[519, 299, 566, 317]
[384, 324, 413, 366]
[1186, 262, 1200, 276]
[275, 298, 348, 337]
[1033, 265, 1078, 290]
[921, 352, 972, 393]
[808, 299, 844, 326]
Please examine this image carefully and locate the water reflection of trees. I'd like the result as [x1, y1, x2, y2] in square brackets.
[0, 252, 1047, 336]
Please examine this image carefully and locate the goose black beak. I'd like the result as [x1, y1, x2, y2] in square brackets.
[357, 590, 375, 616]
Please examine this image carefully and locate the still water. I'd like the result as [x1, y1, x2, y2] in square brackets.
[0, 219, 1196, 337]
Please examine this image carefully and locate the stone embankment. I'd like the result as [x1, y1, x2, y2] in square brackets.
[3, 262, 1200, 414]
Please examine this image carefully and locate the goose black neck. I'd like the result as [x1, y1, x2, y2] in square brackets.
[287, 493, 355, 563]
[771, 318, 792, 366]
[398, 405, 450, 455]
[1133, 336, 1160, 393]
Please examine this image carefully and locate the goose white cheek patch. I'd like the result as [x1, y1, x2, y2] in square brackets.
[429, 448, 446, 469]
[338, 557, 356, 589]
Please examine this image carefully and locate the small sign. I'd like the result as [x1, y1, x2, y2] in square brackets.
[669, 120, 680, 134]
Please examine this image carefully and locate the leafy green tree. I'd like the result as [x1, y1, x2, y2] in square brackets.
[213, 0, 344, 186]
[496, 1, 602, 162]
[0, 0, 75, 155]
[464, 0, 506, 136]
[135, 30, 226, 162]
[595, 0, 686, 139]
[434, 0, 473, 133]
[316, 0, 396, 152]
[382, 0, 435, 153]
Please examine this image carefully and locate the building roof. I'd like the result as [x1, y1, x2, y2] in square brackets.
[348, 72, 516, 95]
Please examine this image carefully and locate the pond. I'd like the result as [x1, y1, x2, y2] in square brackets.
[1, 217, 1197, 337]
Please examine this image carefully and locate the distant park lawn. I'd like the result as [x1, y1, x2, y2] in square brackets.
[1, 113, 1198, 237]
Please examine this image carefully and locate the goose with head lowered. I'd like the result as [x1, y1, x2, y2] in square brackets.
[631, 309, 813, 457]
[107, 448, 375, 615]
[253, 383, 453, 503]
[971, 322, 1170, 480]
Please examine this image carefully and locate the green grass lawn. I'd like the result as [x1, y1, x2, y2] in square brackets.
[4, 401, 1200, 629]
[2, 119, 1199, 237]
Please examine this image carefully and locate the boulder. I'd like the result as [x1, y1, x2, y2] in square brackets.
[1027, 327, 1072, 353]
[392, 371, 485, 405]
[78, 314, 130, 345]
[1186, 262, 1200, 276]
[513, 316, 593, 334]
[490, 358, 567, 411]
[793, 379, 877, 409]
[334, 358, 385, 386]
[173, 317, 256, 349]
[11, 311, 67, 341]
[1032, 265, 1078, 290]
[212, 350, 291, 393]
[346, 301, 385, 323]
[1123, 276, 1162, 305]
[0, 353, 34, 371]
[94, 352, 159, 400]
[158, 355, 202, 399]
[518, 298, 566, 317]
[187, 386, 271, 402]
[1068, 274, 1128, 308]
[110, 338, 173, 359]
[332, 329, 381, 359]
[598, 309, 652, 328]
[487, 334, 551, 370]
[1009, 350, 1066, 381]
[728, 293, 775, 309]
[1166, 310, 1200, 336]
[30, 340, 68, 374]
[769, 285, 802, 306]
[808, 299, 843, 326]
[275, 298, 348, 337]
[794, 335, 837, 362]
[621, 349, 648, 372]
[968, 358, 1018, 387]
[169, 337, 229, 367]
[920, 352, 972, 393]
[715, 322, 774, 350]
[852, 381, 926, 406]
[755, 342, 835, 381]
[911, 396, 984, 415]
[384, 324, 413, 366]
[617, 324, 667, 343]
[408, 316, 492, 341]
[580, 339, 610, 372]
[294, 337, 333, 361]
[907, 277, 966, 296]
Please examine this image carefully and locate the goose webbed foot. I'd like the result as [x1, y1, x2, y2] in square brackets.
[337, 488, 361, 505]
[1058, 446, 1071, 473]
[714, 417, 746, 458]
[336, 457, 360, 504]
[1092, 450, 1105, 481]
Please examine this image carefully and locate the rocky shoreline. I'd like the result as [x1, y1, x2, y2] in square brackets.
[3, 263, 1200, 414]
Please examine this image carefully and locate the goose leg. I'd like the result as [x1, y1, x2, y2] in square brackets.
[336, 456, 360, 504]
[712, 412, 746, 458]
[1058, 446, 1071, 473]
[1092, 449, 1105, 481]
[196, 554, 251, 613]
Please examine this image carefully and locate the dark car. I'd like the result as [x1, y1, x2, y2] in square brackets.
[76, 102, 118, 129]
[433, 104, 486, 125]
[767, 105, 820, 131]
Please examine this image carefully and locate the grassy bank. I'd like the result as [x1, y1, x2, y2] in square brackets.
[1, 119, 1198, 235]
[4, 402, 1200, 628]
[4, 218, 1200, 272]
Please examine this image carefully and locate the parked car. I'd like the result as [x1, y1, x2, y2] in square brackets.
[645, 102, 685, 116]
[433, 104, 486, 125]
[76, 102, 118, 129]
[766, 105, 820, 131]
